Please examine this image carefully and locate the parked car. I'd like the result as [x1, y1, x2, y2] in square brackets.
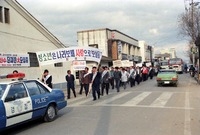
[0, 73, 67, 131]
[156, 69, 178, 87]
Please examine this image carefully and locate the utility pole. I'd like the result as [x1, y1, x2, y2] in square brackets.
[191, 0, 196, 66]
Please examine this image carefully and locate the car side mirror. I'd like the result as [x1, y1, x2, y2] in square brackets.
[5, 95, 16, 102]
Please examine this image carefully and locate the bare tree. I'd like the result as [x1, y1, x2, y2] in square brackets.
[179, 6, 200, 41]
[178, 5, 200, 63]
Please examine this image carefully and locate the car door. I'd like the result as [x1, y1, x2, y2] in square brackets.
[4, 83, 32, 127]
[24, 81, 51, 118]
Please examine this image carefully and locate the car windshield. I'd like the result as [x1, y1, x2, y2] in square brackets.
[159, 70, 176, 74]
[0, 84, 7, 99]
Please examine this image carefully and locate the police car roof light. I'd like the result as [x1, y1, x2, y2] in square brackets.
[0, 73, 25, 79]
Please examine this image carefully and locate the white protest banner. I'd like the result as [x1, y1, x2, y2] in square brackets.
[36, 47, 102, 66]
[0, 53, 30, 67]
[113, 60, 122, 67]
[72, 61, 86, 70]
[121, 60, 131, 67]
[136, 63, 143, 67]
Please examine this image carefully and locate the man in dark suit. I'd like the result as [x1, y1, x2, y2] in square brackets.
[42, 69, 53, 88]
[91, 66, 101, 101]
[135, 66, 141, 85]
[101, 66, 110, 95]
[65, 70, 76, 99]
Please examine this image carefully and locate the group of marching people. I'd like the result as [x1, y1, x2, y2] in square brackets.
[76, 64, 155, 101]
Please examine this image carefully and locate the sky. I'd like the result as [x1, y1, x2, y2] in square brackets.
[17, 0, 192, 61]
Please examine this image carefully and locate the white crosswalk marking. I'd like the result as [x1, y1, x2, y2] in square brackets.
[69, 96, 93, 106]
[121, 92, 152, 106]
[93, 92, 131, 106]
[150, 92, 173, 107]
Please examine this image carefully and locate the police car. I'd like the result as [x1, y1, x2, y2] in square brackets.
[0, 73, 67, 131]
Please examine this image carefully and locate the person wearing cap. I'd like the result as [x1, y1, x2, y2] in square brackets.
[91, 66, 101, 101]
[42, 69, 53, 88]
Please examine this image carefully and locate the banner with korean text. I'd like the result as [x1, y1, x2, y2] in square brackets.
[0, 53, 30, 67]
[72, 61, 86, 70]
[36, 47, 102, 66]
[113, 60, 133, 67]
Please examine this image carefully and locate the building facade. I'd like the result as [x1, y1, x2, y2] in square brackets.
[139, 41, 154, 63]
[160, 48, 176, 59]
[0, 0, 70, 89]
[77, 28, 142, 67]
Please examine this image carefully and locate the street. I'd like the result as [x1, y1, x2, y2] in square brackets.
[3, 73, 200, 135]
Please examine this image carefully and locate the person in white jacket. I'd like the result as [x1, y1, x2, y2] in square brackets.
[121, 68, 129, 89]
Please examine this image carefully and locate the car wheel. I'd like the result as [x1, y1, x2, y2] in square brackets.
[174, 83, 177, 87]
[44, 104, 57, 122]
[157, 83, 161, 87]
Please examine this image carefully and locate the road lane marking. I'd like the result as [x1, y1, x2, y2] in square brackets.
[93, 92, 131, 106]
[72, 104, 194, 110]
[150, 92, 173, 107]
[68, 96, 94, 106]
[67, 96, 86, 103]
[184, 92, 191, 135]
[121, 92, 152, 106]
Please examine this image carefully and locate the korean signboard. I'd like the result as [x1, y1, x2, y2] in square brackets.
[0, 53, 30, 67]
[72, 61, 86, 70]
[36, 47, 102, 66]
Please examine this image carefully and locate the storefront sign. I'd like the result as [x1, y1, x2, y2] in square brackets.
[0, 53, 30, 67]
[36, 47, 102, 66]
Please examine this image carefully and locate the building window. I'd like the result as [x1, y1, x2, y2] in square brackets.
[4, 8, 10, 24]
[0, 6, 2, 23]
[54, 62, 63, 67]
[28, 52, 39, 67]
[89, 44, 98, 48]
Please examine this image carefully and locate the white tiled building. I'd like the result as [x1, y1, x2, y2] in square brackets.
[0, 0, 70, 89]
[139, 41, 154, 63]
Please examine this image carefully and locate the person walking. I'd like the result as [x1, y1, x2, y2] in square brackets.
[101, 66, 110, 95]
[113, 67, 122, 92]
[121, 68, 129, 90]
[79, 70, 85, 95]
[82, 67, 91, 96]
[65, 70, 76, 99]
[42, 69, 53, 88]
[129, 66, 136, 87]
[135, 66, 141, 85]
[109, 67, 115, 89]
[141, 65, 148, 81]
[91, 66, 101, 101]
[148, 66, 154, 79]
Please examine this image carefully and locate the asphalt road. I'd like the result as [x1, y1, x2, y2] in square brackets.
[3, 73, 200, 135]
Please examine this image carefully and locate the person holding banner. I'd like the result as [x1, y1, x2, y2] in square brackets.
[91, 66, 101, 101]
[82, 67, 91, 97]
[65, 70, 76, 99]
